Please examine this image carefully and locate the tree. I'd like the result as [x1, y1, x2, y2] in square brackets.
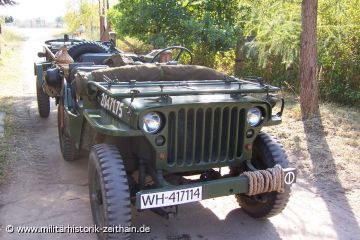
[106, 0, 359, 106]
[300, 0, 319, 119]
[55, 16, 64, 28]
[64, 0, 99, 39]
[0, 0, 16, 34]
[0, 0, 16, 54]
[242, 1, 301, 68]
[0, 0, 16, 5]
[108, 0, 241, 66]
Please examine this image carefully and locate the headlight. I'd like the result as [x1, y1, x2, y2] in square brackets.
[143, 112, 162, 134]
[247, 107, 262, 127]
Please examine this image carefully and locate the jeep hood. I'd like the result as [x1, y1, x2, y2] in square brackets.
[121, 94, 264, 113]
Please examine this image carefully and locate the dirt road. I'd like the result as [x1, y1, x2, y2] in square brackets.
[0, 28, 359, 240]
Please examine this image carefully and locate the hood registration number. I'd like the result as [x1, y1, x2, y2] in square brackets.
[100, 93, 124, 118]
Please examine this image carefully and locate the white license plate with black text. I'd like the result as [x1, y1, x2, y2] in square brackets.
[140, 187, 202, 209]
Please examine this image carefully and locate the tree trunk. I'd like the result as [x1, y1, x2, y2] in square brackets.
[300, 0, 319, 119]
[234, 37, 245, 77]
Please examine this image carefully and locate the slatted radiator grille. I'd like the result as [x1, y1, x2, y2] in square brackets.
[167, 107, 245, 167]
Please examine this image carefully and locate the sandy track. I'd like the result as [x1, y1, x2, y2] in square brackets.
[0, 28, 359, 240]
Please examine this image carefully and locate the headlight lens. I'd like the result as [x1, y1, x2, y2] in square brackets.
[143, 112, 162, 134]
[247, 107, 262, 127]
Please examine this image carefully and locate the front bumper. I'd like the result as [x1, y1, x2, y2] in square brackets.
[136, 167, 297, 210]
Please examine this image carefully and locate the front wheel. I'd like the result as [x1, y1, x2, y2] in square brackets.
[36, 86, 50, 118]
[57, 103, 78, 161]
[88, 144, 131, 240]
[235, 132, 291, 218]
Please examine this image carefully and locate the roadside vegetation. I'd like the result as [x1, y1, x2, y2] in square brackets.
[0, 27, 24, 183]
[0, 97, 18, 183]
[106, 0, 360, 106]
[0, 26, 23, 63]
[268, 96, 360, 187]
[0, 26, 25, 93]
[63, 0, 100, 40]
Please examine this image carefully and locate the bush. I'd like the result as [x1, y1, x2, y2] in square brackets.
[116, 37, 153, 54]
[107, 0, 360, 106]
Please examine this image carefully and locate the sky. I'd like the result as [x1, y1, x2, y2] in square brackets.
[0, 0, 118, 22]
[0, 0, 67, 21]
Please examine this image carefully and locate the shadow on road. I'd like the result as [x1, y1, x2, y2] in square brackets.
[132, 201, 281, 240]
[303, 117, 360, 240]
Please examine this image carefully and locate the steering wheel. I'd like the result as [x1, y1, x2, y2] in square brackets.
[151, 46, 193, 64]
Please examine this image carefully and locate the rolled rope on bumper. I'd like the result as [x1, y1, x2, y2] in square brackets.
[241, 164, 285, 196]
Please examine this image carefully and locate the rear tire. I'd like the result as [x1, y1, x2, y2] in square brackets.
[68, 41, 108, 61]
[36, 86, 50, 118]
[88, 144, 131, 240]
[57, 103, 78, 161]
[235, 132, 291, 218]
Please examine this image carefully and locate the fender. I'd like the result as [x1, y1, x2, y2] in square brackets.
[34, 62, 52, 89]
[62, 81, 84, 152]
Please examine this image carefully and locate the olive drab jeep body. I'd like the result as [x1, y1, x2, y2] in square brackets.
[36, 38, 297, 240]
[62, 62, 296, 239]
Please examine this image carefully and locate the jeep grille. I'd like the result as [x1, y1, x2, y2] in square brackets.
[167, 107, 245, 168]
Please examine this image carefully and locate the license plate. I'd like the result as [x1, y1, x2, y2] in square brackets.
[140, 187, 202, 209]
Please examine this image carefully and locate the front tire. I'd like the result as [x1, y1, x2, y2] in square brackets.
[235, 132, 291, 218]
[36, 86, 50, 118]
[57, 103, 78, 161]
[88, 144, 131, 240]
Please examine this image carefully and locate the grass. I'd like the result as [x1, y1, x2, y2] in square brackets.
[0, 28, 25, 64]
[0, 27, 25, 183]
[0, 27, 25, 95]
[265, 94, 360, 190]
[0, 97, 18, 183]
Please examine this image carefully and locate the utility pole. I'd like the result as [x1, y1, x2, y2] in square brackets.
[99, 0, 110, 41]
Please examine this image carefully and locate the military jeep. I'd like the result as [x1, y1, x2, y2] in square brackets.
[34, 35, 124, 118]
[34, 35, 192, 119]
[56, 53, 296, 239]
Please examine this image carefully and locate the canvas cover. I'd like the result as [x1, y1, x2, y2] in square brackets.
[73, 64, 227, 96]
[92, 64, 226, 82]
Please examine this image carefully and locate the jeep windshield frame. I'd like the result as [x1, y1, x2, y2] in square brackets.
[88, 77, 279, 99]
